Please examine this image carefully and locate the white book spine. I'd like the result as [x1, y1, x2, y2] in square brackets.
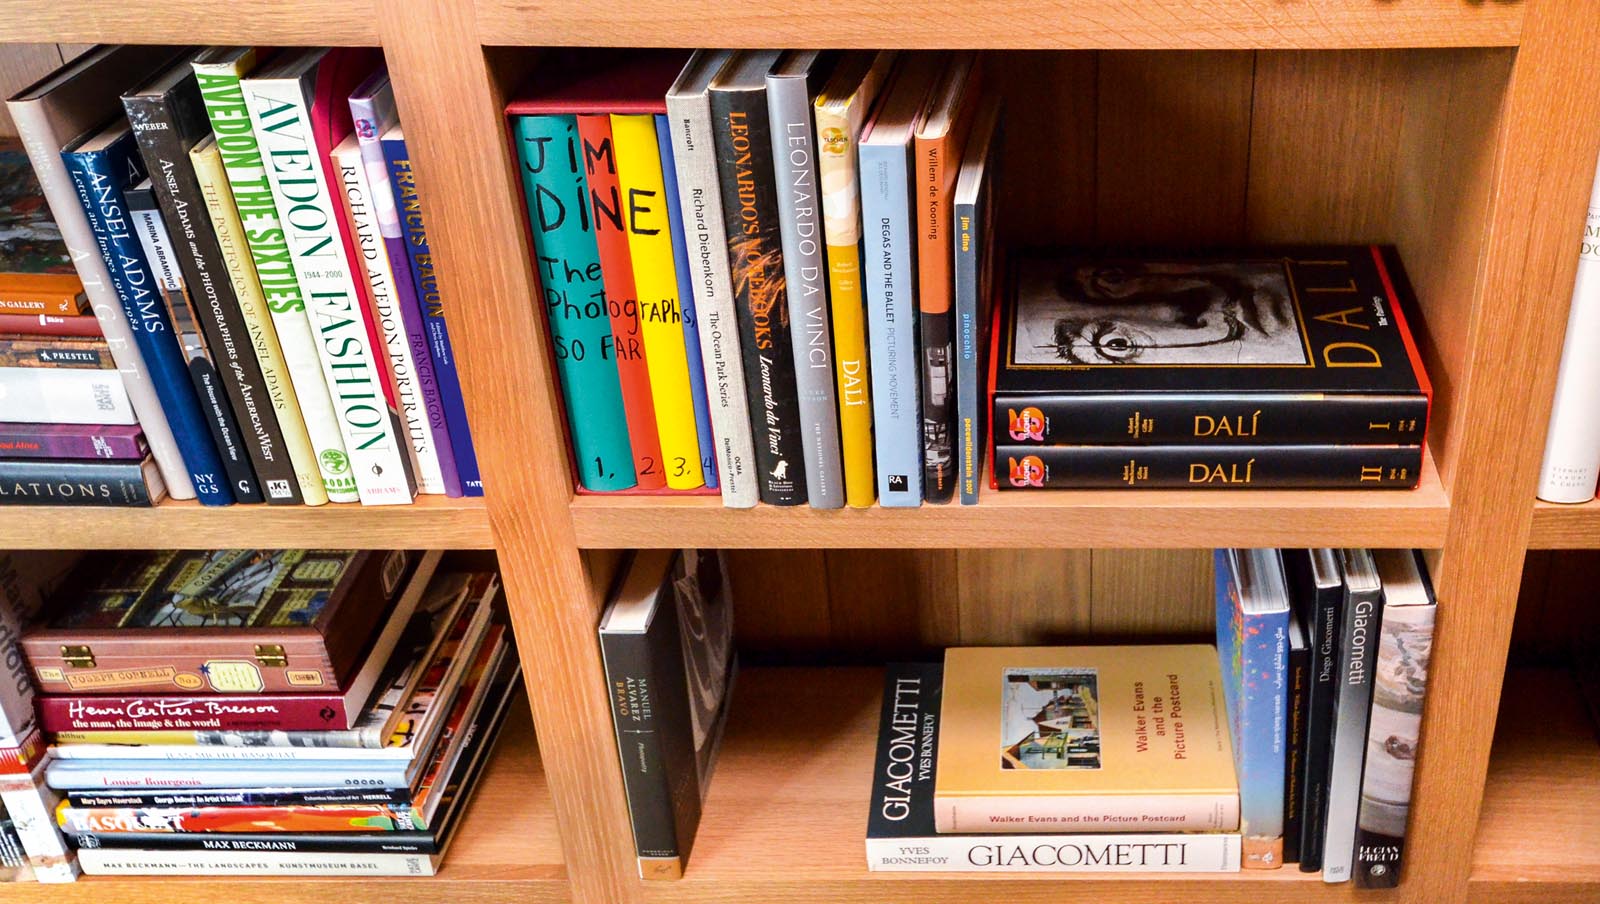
[0, 367, 135, 425]
[1539, 151, 1600, 502]
[333, 139, 446, 494]
[859, 139, 923, 505]
[866, 832, 1241, 873]
[933, 793, 1240, 835]
[666, 81, 759, 507]
[6, 103, 194, 500]
[0, 772, 78, 882]
[77, 848, 435, 877]
[49, 744, 413, 762]
[44, 760, 408, 790]
[242, 74, 415, 506]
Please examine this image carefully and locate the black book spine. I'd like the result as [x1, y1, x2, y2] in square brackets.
[995, 444, 1423, 490]
[122, 78, 299, 504]
[0, 459, 159, 506]
[67, 789, 412, 808]
[1298, 567, 1343, 872]
[995, 393, 1430, 446]
[1283, 629, 1309, 864]
[708, 82, 807, 505]
[68, 831, 436, 855]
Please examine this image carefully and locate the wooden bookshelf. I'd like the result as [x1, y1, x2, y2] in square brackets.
[1526, 499, 1600, 548]
[2, 0, 377, 44]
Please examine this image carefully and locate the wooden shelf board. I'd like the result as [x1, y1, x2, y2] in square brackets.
[1, 0, 377, 44]
[1526, 499, 1600, 548]
[572, 448, 1448, 549]
[476, 0, 1522, 49]
[1470, 668, 1600, 900]
[2, 702, 567, 901]
[645, 666, 1371, 903]
[0, 494, 493, 549]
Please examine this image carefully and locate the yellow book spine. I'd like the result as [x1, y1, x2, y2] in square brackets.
[611, 113, 703, 489]
[191, 141, 328, 505]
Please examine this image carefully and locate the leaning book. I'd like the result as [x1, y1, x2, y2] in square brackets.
[868, 662, 1241, 873]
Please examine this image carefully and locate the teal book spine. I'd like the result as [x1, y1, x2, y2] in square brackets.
[1216, 549, 1289, 870]
[511, 114, 636, 491]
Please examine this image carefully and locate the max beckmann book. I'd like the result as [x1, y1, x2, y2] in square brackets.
[934, 645, 1239, 834]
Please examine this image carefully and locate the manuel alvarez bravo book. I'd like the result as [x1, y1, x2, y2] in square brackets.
[934, 645, 1239, 834]
[867, 662, 1242, 873]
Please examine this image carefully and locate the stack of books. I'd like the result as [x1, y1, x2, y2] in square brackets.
[18, 549, 520, 877]
[509, 50, 1001, 508]
[5, 45, 481, 507]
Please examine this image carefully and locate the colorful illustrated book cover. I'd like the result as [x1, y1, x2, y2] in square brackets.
[0, 137, 75, 276]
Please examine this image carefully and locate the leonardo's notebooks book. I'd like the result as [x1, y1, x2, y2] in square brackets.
[934, 644, 1240, 834]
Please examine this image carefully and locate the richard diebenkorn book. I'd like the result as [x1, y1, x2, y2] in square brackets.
[934, 645, 1241, 834]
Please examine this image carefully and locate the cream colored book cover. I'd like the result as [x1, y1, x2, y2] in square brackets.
[936, 644, 1240, 834]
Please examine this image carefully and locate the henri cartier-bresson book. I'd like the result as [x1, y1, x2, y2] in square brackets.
[933, 645, 1239, 834]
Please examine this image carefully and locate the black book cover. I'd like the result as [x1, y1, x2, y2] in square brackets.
[866, 661, 944, 842]
[122, 59, 300, 504]
[1283, 611, 1309, 864]
[996, 443, 1422, 490]
[124, 180, 261, 503]
[67, 788, 412, 808]
[992, 246, 1430, 446]
[1287, 548, 1344, 872]
[709, 52, 808, 506]
[0, 458, 162, 506]
[1322, 548, 1385, 883]
[68, 831, 437, 855]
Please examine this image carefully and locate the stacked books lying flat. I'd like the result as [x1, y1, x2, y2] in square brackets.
[867, 549, 1435, 885]
[3, 45, 481, 507]
[15, 548, 519, 877]
[511, 49, 1000, 508]
[993, 249, 1433, 490]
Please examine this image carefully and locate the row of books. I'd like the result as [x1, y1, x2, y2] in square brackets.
[1, 45, 481, 507]
[0, 548, 518, 878]
[514, 49, 1000, 507]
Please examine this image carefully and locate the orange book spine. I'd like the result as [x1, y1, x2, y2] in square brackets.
[0, 274, 87, 316]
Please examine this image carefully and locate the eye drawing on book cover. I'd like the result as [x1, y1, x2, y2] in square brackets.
[1000, 667, 1101, 770]
[1012, 259, 1307, 366]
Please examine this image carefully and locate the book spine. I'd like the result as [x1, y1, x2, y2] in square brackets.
[0, 424, 145, 460]
[860, 139, 923, 505]
[0, 774, 77, 882]
[933, 793, 1241, 835]
[0, 315, 100, 337]
[1353, 597, 1435, 888]
[123, 93, 298, 504]
[55, 725, 383, 749]
[124, 184, 261, 502]
[865, 833, 1243, 873]
[60, 803, 421, 834]
[44, 761, 408, 791]
[382, 137, 481, 496]
[1540, 150, 1600, 502]
[1284, 630, 1309, 865]
[332, 140, 445, 495]
[656, 114, 720, 490]
[0, 336, 111, 368]
[76, 847, 435, 877]
[0, 295, 79, 316]
[996, 394, 1431, 446]
[1242, 599, 1288, 869]
[192, 57, 358, 503]
[54, 142, 229, 503]
[193, 141, 325, 504]
[996, 444, 1423, 490]
[48, 743, 409, 762]
[915, 139, 956, 506]
[242, 77, 416, 506]
[767, 77, 844, 508]
[1298, 578, 1342, 872]
[0, 554, 74, 746]
[348, 91, 461, 497]
[612, 113, 705, 490]
[0, 458, 162, 506]
[70, 831, 435, 855]
[36, 694, 355, 733]
[67, 789, 411, 808]
[0, 367, 134, 424]
[1321, 578, 1384, 883]
[574, 114, 666, 491]
[598, 627, 682, 871]
[664, 83, 759, 507]
[509, 114, 638, 492]
[710, 85, 808, 505]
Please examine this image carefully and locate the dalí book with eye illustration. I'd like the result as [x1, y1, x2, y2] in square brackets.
[989, 247, 1432, 448]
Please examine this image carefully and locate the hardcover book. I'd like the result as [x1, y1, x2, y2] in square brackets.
[1321, 548, 1384, 883]
[867, 662, 1242, 873]
[1284, 609, 1308, 865]
[1538, 150, 1600, 501]
[991, 247, 1432, 449]
[997, 443, 1422, 490]
[0, 366, 133, 424]
[934, 644, 1239, 834]
[0, 314, 100, 337]
[0, 457, 164, 506]
[0, 137, 83, 314]
[952, 100, 1000, 505]
[0, 760, 76, 882]
[1287, 547, 1343, 872]
[0, 424, 146, 460]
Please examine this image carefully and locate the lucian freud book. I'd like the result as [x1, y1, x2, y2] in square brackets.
[934, 645, 1239, 834]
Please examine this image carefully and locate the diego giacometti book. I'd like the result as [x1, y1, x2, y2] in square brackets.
[934, 645, 1239, 834]
[991, 246, 1432, 448]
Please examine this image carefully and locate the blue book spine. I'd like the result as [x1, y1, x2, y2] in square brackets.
[654, 114, 717, 489]
[381, 133, 483, 497]
[62, 135, 232, 505]
[1215, 549, 1289, 869]
[859, 140, 922, 506]
[953, 193, 981, 505]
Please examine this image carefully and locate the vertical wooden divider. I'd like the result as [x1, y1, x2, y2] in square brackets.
[374, 7, 638, 903]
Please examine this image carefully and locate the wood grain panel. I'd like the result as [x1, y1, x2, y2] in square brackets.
[955, 549, 1092, 644]
[1090, 548, 1215, 637]
[825, 549, 960, 656]
[725, 550, 833, 657]
[4, 0, 376, 43]
[1095, 51, 1254, 245]
[0, 43, 67, 136]
[989, 51, 1096, 245]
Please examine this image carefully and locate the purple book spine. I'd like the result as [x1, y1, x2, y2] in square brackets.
[0, 423, 147, 460]
[385, 233, 462, 496]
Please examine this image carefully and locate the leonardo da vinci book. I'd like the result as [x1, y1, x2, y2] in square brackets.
[934, 645, 1239, 834]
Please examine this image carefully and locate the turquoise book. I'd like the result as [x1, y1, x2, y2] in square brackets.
[1215, 548, 1290, 870]
[510, 113, 636, 491]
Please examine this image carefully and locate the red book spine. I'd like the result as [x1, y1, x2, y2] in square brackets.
[0, 314, 101, 337]
[37, 694, 357, 733]
[575, 114, 666, 489]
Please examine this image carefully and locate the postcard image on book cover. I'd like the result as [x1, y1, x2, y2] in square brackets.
[1001, 667, 1101, 770]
